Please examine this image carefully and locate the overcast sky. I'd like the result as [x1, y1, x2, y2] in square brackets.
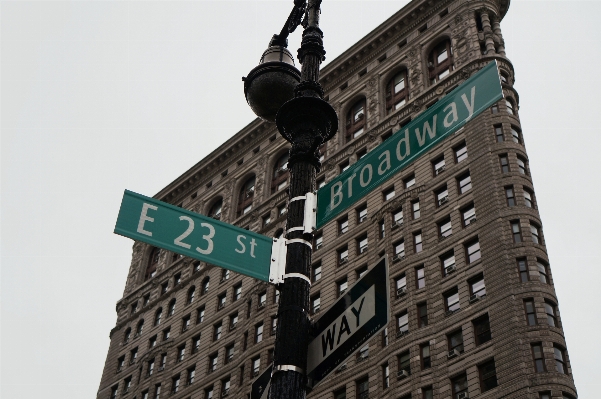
[2, 1, 600, 398]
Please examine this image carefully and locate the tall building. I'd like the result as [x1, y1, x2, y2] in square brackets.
[97, 0, 578, 398]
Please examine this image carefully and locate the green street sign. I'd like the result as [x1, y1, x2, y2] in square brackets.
[114, 190, 276, 282]
[316, 61, 503, 228]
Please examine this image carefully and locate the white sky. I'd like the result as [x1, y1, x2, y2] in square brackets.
[1, 1, 599, 398]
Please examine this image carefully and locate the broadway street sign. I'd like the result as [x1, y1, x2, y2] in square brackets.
[316, 61, 503, 228]
[306, 256, 389, 388]
[114, 190, 277, 282]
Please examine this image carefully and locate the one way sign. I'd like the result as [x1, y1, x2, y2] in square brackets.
[307, 256, 389, 388]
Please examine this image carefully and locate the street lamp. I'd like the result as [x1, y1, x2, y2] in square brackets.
[243, 0, 337, 398]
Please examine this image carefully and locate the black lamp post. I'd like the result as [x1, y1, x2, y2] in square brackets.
[243, 1, 337, 398]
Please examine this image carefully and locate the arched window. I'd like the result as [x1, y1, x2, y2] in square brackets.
[168, 299, 176, 316]
[346, 99, 366, 142]
[187, 286, 196, 304]
[386, 70, 409, 114]
[124, 327, 131, 343]
[136, 320, 144, 336]
[201, 277, 210, 295]
[237, 176, 256, 217]
[208, 199, 223, 220]
[271, 153, 290, 194]
[145, 247, 160, 281]
[154, 308, 163, 326]
[428, 39, 454, 84]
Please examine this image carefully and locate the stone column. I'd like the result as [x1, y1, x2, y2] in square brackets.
[492, 18, 506, 56]
[480, 11, 496, 55]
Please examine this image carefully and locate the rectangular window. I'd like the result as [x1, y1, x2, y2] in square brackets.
[420, 343, 431, 369]
[187, 367, 195, 385]
[252, 357, 261, 377]
[356, 266, 368, 279]
[221, 378, 231, 396]
[398, 351, 411, 374]
[417, 302, 428, 327]
[182, 315, 191, 332]
[338, 247, 349, 266]
[357, 205, 368, 223]
[518, 258, 529, 282]
[225, 344, 235, 363]
[395, 274, 407, 296]
[171, 375, 180, 393]
[258, 292, 267, 308]
[357, 235, 368, 254]
[545, 301, 558, 327]
[531, 222, 541, 244]
[499, 155, 510, 173]
[230, 313, 239, 330]
[311, 295, 321, 314]
[524, 299, 537, 325]
[356, 376, 369, 399]
[445, 288, 460, 313]
[393, 209, 403, 226]
[394, 240, 405, 260]
[512, 221, 522, 243]
[271, 316, 278, 335]
[312, 262, 322, 282]
[517, 156, 528, 175]
[524, 188, 535, 208]
[334, 388, 347, 399]
[255, 323, 263, 343]
[383, 187, 395, 201]
[213, 323, 222, 341]
[554, 345, 567, 374]
[338, 217, 349, 235]
[452, 373, 468, 398]
[473, 314, 492, 345]
[338, 279, 348, 297]
[448, 329, 464, 353]
[455, 143, 468, 163]
[469, 274, 486, 298]
[412, 200, 421, 219]
[435, 186, 449, 207]
[511, 126, 522, 143]
[506, 186, 515, 206]
[466, 239, 481, 263]
[209, 353, 218, 372]
[495, 125, 504, 142]
[192, 335, 201, 353]
[480, 358, 499, 391]
[422, 386, 433, 399]
[537, 260, 549, 284]
[462, 204, 476, 226]
[317, 177, 325, 189]
[441, 251, 456, 276]
[162, 328, 170, 341]
[404, 175, 416, 189]
[414, 232, 423, 253]
[433, 156, 446, 175]
[313, 232, 323, 250]
[439, 217, 452, 238]
[416, 266, 425, 289]
[382, 327, 388, 347]
[218, 293, 226, 310]
[197, 307, 205, 324]
[397, 311, 409, 334]
[177, 345, 185, 362]
[382, 363, 390, 388]
[458, 172, 472, 194]
[154, 384, 161, 399]
[540, 392, 551, 399]
[379, 220, 385, 238]
[532, 343, 545, 372]
[234, 284, 242, 301]
[204, 386, 213, 399]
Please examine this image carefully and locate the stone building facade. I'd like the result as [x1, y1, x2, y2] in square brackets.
[97, 0, 578, 398]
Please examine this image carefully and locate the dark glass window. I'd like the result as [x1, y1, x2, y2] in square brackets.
[420, 343, 431, 369]
[499, 155, 509, 173]
[451, 374, 468, 397]
[473, 314, 492, 345]
[417, 302, 428, 327]
[448, 329, 464, 353]
[554, 345, 567, 374]
[416, 266, 426, 289]
[479, 359, 498, 391]
[537, 261, 549, 284]
[272, 152, 290, 193]
[506, 186, 515, 206]
[428, 40, 454, 83]
[237, 176, 256, 217]
[518, 258, 529, 282]
[386, 70, 409, 113]
[545, 301, 558, 327]
[414, 232, 423, 253]
[524, 299, 537, 325]
[511, 221, 522, 243]
[346, 99, 366, 142]
[532, 343, 545, 372]
[356, 376, 369, 399]
[494, 125, 504, 142]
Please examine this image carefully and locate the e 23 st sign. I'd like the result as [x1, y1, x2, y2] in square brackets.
[316, 61, 503, 228]
[114, 190, 274, 282]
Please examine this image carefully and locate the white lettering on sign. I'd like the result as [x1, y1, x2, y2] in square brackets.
[137, 203, 157, 236]
[174, 216, 194, 249]
[414, 115, 437, 146]
[461, 86, 476, 121]
[331, 181, 343, 210]
[235, 235, 258, 259]
[307, 285, 376, 373]
[196, 222, 215, 255]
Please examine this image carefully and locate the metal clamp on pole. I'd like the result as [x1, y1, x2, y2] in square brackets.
[283, 272, 311, 285]
[269, 238, 287, 285]
[285, 192, 317, 235]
